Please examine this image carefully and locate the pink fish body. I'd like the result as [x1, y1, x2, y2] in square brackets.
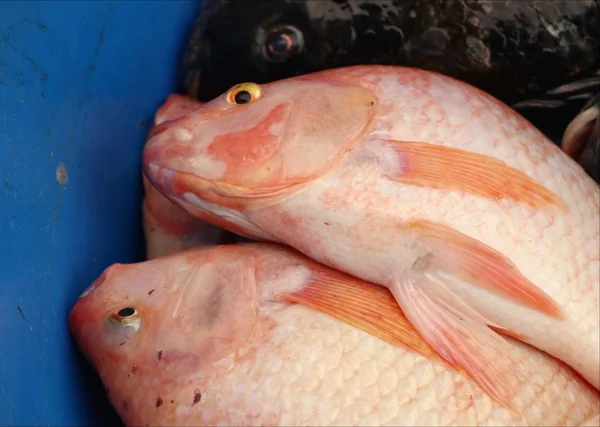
[142, 65, 600, 409]
[69, 243, 600, 426]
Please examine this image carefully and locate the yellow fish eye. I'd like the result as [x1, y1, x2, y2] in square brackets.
[226, 83, 262, 105]
[109, 306, 140, 327]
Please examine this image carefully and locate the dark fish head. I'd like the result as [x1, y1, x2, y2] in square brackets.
[181, 0, 324, 101]
[180, 0, 412, 102]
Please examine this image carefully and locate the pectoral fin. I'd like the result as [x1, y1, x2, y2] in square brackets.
[382, 139, 567, 211]
[407, 220, 563, 319]
[276, 267, 442, 363]
[390, 272, 522, 415]
[383, 220, 566, 412]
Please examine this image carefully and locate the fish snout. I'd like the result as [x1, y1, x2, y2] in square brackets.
[147, 120, 194, 143]
[68, 288, 95, 354]
[143, 123, 193, 194]
[147, 121, 172, 140]
[77, 264, 126, 300]
[142, 162, 178, 200]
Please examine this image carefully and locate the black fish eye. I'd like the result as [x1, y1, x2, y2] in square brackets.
[264, 25, 304, 62]
[234, 90, 252, 104]
[117, 307, 136, 318]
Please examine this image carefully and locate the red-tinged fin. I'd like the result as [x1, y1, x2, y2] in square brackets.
[276, 268, 444, 363]
[383, 140, 567, 211]
[408, 220, 564, 319]
[390, 273, 523, 416]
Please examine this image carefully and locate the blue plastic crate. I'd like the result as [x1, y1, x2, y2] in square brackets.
[0, 1, 201, 425]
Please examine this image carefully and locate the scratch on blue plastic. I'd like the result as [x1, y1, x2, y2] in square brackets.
[0, 1, 202, 425]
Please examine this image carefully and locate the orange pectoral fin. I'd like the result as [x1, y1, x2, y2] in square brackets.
[390, 273, 524, 417]
[408, 220, 564, 319]
[383, 140, 567, 211]
[275, 268, 442, 363]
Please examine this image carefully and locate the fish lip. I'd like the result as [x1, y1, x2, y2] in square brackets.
[78, 281, 97, 299]
[67, 301, 87, 353]
[144, 162, 249, 197]
[143, 163, 178, 194]
[144, 162, 302, 215]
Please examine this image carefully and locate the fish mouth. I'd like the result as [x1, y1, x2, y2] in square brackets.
[143, 164, 179, 196]
[144, 163, 283, 242]
[144, 162, 300, 206]
[68, 297, 95, 363]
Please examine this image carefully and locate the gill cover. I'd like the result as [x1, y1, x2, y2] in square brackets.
[144, 79, 377, 199]
[151, 248, 260, 373]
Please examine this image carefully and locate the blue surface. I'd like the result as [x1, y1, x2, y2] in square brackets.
[0, 1, 202, 425]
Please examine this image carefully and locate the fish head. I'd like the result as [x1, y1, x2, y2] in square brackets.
[68, 246, 261, 417]
[142, 75, 377, 237]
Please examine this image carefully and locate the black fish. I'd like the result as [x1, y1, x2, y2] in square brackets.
[179, 0, 600, 144]
[561, 92, 599, 182]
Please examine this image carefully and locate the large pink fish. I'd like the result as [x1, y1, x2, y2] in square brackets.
[142, 65, 600, 410]
[69, 243, 599, 426]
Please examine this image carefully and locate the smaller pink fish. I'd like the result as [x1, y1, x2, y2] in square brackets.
[69, 243, 599, 426]
[142, 94, 242, 259]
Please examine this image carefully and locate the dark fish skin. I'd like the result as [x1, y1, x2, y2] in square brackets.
[179, 0, 600, 143]
[562, 92, 599, 183]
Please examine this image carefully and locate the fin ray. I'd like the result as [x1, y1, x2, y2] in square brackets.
[276, 268, 442, 362]
[382, 139, 567, 211]
[390, 273, 523, 415]
[408, 220, 563, 319]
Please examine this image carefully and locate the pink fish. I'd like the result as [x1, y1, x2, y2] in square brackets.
[142, 65, 600, 411]
[69, 243, 599, 426]
[142, 94, 241, 259]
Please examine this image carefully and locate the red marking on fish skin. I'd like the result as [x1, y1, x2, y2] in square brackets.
[207, 103, 290, 167]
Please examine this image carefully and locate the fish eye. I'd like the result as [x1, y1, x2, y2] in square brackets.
[109, 306, 140, 327]
[263, 24, 304, 62]
[226, 83, 262, 105]
[118, 307, 136, 318]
